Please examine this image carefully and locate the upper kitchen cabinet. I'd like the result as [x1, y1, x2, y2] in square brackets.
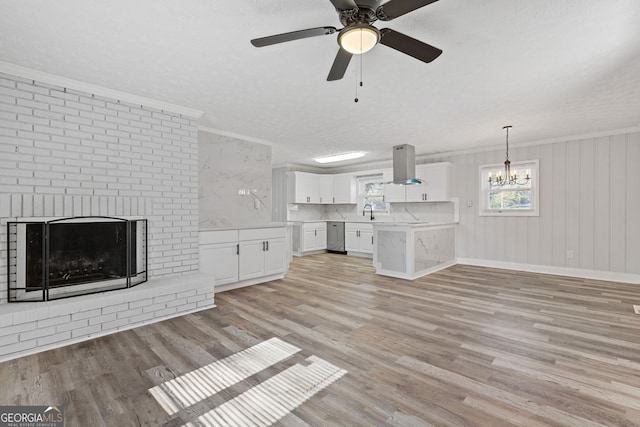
[288, 171, 320, 204]
[410, 162, 452, 202]
[382, 171, 408, 203]
[332, 174, 357, 204]
[319, 175, 334, 204]
[385, 162, 452, 203]
[288, 172, 356, 204]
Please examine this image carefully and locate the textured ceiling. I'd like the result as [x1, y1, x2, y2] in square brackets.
[1, 0, 639, 167]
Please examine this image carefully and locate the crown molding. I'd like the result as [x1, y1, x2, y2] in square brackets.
[0, 60, 204, 119]
[415, 124, 640, 161]
[198, 126, 274, 146]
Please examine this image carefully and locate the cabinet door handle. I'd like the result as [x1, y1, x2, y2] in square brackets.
[266, 240, 269, 251]
[236, 244, 239, 255]
[371, 236, 374, 245]
[333, 197, 335, 204]
[262, 241, 265, 251]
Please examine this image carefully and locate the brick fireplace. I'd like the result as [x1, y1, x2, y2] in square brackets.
[0, 70, 214, 361]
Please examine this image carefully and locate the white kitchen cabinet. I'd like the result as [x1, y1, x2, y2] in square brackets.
[383, 162, 452, 203]
[289, 171, 320, 204]
[382, 171, 406, 203]
[422, 163, 452, 201]
[406, 163, 452, 202]
[302, 222, 327, 252]
[345, 223, 374, 254]
[332, 174, 357, 204]
[238, 228, 287, 281]
[200, 227, 287, 290]
[238, 239, 265, 281]
[199, 230, 239, 286]
[319, 175, 334, 204]
[264, 237, 287, 275]
[288, 171, 356, 205]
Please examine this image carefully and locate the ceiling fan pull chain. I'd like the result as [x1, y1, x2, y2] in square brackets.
[354, 49, 359, 103]
[360, 46, 364, 87]
[354, 31, 363, 103]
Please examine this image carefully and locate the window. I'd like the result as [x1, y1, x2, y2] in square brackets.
[358, 174, 389, 214]
[479, 160, 539, 216]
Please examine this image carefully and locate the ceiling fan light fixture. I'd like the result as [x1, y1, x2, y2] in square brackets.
[314, 151, 365, 164]
[339, 25, 379, 54]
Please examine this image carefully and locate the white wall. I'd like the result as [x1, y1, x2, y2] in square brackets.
[0, 72, 201, 304]
[439, 131, 640, 276]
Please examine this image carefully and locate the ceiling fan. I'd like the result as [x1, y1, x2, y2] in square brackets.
[250, 0, 443, 81]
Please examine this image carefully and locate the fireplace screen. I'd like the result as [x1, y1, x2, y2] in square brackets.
[7, 217, 147, 302]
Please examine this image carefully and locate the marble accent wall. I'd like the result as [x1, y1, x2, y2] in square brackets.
[199, 132, 272, 228]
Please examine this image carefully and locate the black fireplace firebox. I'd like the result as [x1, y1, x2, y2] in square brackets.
[7, 217, 147, 302]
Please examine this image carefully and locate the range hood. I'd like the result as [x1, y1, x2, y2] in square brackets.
[389, 144, 422, 185]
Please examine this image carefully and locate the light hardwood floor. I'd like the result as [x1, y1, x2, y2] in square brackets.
[1, 253, 640, 426]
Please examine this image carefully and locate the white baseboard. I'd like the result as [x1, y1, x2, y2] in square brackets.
[456, 258, 640, 284]
[215, 273, 286, 293]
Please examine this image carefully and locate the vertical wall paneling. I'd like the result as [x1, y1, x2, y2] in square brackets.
[538, 143, 554, 267]
[609, 134, 627, 273]
[626, 133, 640, 274]
[565, 140, 581, 269]
[551, 142, 567, 267]
[511, 148, 527, 264]
[272, 167, 288, 223]
[280, 131, 638, 278]
[593, 137, 611, 271]
[455, 152, 475, 258]
[475, 151, 492, 261]
[525, 144, 540, 266]
[579, 139, 596, 270]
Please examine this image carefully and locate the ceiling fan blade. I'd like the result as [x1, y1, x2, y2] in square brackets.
[377, 0, 439, 21]
[251, 27, 337, 47]
[327, 48, 353, 81]
[379, 28, 442, 63]
[329, 0, 358, 11]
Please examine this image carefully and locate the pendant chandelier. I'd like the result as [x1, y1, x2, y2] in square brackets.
[488, 125, 530, 187]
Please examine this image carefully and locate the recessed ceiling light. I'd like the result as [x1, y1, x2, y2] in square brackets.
[314, 152, 365, 164]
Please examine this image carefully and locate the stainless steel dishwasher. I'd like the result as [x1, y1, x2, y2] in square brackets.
[326, 221, 346, 254]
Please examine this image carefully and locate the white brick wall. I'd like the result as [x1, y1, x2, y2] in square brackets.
[0, 72, 200, 304]
[0, 272, 215, 362]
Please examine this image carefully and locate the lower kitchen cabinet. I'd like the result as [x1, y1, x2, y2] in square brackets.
[199, 230, 239, 286]
[292, 222, 327, 255]
[303, 222, 327, 252]
[199, 226, 288, 290]
[345, 222, 374, 255]
[238, 237, 286, 280]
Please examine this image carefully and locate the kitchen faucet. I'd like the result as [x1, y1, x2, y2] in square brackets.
[363, 204, 375, 221]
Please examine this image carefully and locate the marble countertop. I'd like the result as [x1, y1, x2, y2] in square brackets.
[199, 223, 289, 232]
[372, 221, 458, 228]
[287, 220, 457, 226]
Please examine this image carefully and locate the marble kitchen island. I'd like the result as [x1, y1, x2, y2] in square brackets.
[373, 222, 456, 280]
